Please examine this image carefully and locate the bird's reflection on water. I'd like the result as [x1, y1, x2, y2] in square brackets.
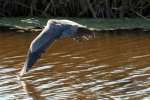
[20, 80, 45, 100]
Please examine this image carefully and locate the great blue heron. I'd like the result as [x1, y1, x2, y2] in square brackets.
[20, 19, 95, 76]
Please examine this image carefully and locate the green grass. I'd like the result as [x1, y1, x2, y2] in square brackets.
[0, 17, 150, 30]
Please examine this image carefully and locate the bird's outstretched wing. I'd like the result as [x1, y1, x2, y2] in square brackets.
[20, 26, 57, 76]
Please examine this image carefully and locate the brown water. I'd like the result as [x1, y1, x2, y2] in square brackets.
[0, 32, 150, 100]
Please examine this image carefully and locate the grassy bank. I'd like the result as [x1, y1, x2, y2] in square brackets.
[0, 17, 150, 30]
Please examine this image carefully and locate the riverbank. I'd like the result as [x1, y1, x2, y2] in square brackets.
[0, 17, 150, 34]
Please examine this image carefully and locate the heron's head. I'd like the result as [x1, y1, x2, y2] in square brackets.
[74, 27, 95, 41]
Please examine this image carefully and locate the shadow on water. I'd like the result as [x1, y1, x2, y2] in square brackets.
[0, 32, 150, 99]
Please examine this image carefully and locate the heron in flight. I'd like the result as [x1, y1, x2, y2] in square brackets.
[20, 19, 95, 76]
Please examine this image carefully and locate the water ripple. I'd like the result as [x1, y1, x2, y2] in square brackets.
[0, 34, 150, 99]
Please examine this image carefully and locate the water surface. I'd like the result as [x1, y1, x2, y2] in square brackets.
[0, 32, 150, 100]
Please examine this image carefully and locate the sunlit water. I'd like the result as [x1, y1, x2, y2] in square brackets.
[0, 32, 150, 100]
